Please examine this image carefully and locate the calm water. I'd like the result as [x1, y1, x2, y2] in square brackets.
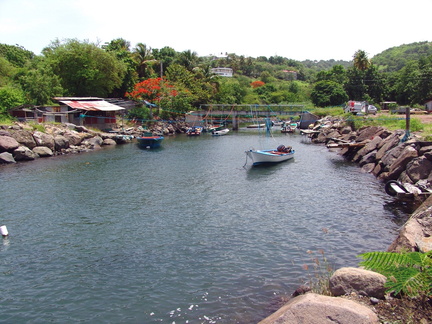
[0, 129, 409, 323]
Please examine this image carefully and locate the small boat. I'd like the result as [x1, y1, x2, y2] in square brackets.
[136, 132, 164, 149]
[281, 123, 298, 133]
[186, 126, 203, 136]
[245, 145, 295, 166]
[247, 123, 266, 129]
[205, 124, 225, 132]
[212, 128, 229, 136]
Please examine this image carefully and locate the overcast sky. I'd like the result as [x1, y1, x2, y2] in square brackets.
[1, 0, 431, 61]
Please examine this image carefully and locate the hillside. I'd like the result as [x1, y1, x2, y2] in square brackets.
[372, 41, 432, 72]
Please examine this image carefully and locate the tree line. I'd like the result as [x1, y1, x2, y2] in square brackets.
[1, 38, 432, 121]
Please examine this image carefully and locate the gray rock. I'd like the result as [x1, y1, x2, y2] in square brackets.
[102, 138, 117, 145]
[9, 130, 37, 149]
[376, 132, 402, 160]
[0, 136, 20, 152]
[0, 152, 16, 163]
[54, 135, 69, 151]
[258, 293, 378, 324]
[387, 145, 419, 180]
[329, 267, 387, 299]
[359, 150, 377, 167]
[63, 131, 83, 146]
[404, 156, 432, 183]
[33, 131, 55, 150]
[355, 126, 383, 142]
[13, 145, 39, 161]
[32, 146, 54, 157]
[388, 195, 432, 253]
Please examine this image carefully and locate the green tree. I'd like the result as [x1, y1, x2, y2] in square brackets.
[392, 61, 420, 105]
[214, 78, 246, 104]
[0, 56, 17, 87]
[0, 85, 26, 114]
[103, 38, 138, 97]
[152, 46, 177, 76]
[18, 58, 63, 105]
[311, 80, 348, 107]
[0, 43, 34, 68]
[175, 50, 199, 72]
[43, 39, 126, 97]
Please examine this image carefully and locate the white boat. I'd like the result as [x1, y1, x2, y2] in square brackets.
[245, 145, 295, 166]
[212, 128, 229, 136]
[246, 123, 266, 128]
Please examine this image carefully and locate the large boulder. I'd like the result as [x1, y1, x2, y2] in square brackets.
[54, 135, 69, 151]
[404, 156, 432, 183]
[63, 131, 83, 146]
[355, 126, 383, 143]
[0, 136, 20, 152]
[33, 131, 55, 150]
[83, 136, 103, 148]
[329, 267, 387, 299]
[13, 145, 39, 161]
[32, 146, 54, 157]
[102, 138, 117, 145]
[375, 132, 402, 160]
[353, 136, 382, 163]
[258, 293, 378, 324]
[9, 130, 37, 149]
[388, 195, 432, 253]
[387, 145, 419, 180]
[0, 152, 16, 163]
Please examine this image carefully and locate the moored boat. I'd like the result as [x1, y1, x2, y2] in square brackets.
[281, 122, 298, 133]
[212, 128, 229, 136]
[186, 126, 203, 136]
[247, 123, 266, 129]
[136, 132, 164, 149]
[245, 145, 295, 166]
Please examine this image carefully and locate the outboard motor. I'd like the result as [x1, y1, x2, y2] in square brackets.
[277, 145, 286, 152]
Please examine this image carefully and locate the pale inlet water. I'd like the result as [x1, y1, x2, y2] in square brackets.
[0, 130, 409, 323]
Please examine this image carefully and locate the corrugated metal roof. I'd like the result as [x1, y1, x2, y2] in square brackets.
[60, 100, 124, 111]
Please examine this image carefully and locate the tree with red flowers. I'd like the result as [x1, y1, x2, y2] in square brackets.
[251, 80, 265, 89]
[125, 77, 178, 103]
[126, 77, 179, 118]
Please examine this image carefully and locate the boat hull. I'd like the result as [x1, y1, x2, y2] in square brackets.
[246, 149, 295, 165]
[137, 136, 164, 149]
[212, 128, 229, 136]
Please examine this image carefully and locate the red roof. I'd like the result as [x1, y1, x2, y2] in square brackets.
[60, 100, 124, 111]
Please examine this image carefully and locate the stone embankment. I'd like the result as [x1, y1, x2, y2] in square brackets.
[259, 117, 432, 324]
[0, 121, 188, 164]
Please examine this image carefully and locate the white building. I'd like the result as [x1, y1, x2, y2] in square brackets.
[211, 67, 233, 77]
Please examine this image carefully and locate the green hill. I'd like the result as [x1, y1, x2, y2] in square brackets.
[372, 41, 432, 72]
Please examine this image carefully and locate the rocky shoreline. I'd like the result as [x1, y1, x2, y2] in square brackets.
[260, 117, 432, 323]
[0, 120, 189, 164]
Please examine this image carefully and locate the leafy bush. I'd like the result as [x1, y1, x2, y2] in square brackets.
[358, 251, 432, 299]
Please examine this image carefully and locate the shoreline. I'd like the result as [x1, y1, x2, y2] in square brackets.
[260, 116, 432, 323]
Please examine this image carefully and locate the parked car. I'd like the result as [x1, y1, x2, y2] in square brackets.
[361, 105, 377, 115]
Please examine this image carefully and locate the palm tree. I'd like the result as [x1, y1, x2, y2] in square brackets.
[133, 43, 155, 79]
[353, 50, 371, 71]
[353, 50, 371, 110]
[176, 50, 199, 71]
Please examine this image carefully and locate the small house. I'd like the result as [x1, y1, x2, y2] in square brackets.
[10, 97, 127, 130]
[424, 99, 432, 113]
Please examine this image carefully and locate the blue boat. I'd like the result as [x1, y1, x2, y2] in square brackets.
[136, 132, 164, 149]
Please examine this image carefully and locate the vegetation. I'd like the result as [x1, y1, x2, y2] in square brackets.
[359, 251, 432, 301]
[2, 38, 432, 128]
